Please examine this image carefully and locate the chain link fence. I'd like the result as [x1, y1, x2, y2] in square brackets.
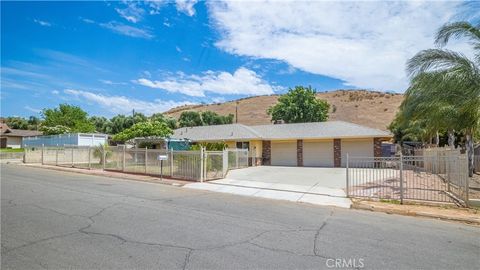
[24, 145, 249, 182]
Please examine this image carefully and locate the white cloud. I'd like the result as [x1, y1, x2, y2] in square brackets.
[134, 67, 279, 97]
[176, 0, 198, 16]
[80, 17, 95, 24]
[64, 89, 194, 115]
[99, 79, 126, 85]
[51, 90, 60, 95]
[33, 19, 52, 27]
[115, 2, 145, 23]
[208, 1, 471, 92]
[24, 106, 41, 113]
[99, 21, 154, 39]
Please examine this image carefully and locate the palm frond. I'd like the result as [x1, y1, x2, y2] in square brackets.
[406, 49, 479, 78]
[435, 21, 480, 46]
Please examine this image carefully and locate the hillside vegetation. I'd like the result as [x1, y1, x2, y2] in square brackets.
[165, 90, 404, 131]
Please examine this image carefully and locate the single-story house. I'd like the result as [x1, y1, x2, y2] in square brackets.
[22, 133, 108, 147]
[0, 123, 42, 148]
[173, 121, 392, 167]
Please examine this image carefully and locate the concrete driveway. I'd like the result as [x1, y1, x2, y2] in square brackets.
[185, 166, 351, 208]
[225, 166, 346, 189]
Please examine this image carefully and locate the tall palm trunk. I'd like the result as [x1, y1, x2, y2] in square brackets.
[447, 129, 455, 148]
[434, 131, 440, 146]
[466, 131, 474, 177]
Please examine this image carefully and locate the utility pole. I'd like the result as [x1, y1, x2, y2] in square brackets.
[235, 101, 239, 123]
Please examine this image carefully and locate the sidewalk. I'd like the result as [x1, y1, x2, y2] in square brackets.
[21, 163, 191, 187]
[352, 199, 480, 225]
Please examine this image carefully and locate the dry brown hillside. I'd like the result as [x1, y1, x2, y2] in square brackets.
[164, 90, 404, 131]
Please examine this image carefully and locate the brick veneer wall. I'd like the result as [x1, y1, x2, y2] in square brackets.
[334, 139, 341, 167]
[374, 138, 382, 157]
[262, 140, 271, 165]
[297, 140, 303, 166]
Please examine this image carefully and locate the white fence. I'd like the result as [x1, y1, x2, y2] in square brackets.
[24, 145, 249, 182]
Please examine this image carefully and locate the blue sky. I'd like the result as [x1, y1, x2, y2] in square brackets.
[1, 1, 477, 118]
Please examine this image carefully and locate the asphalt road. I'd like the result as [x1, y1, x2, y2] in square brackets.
[1, 164, 479, 270]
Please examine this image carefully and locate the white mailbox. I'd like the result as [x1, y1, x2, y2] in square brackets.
[157, 155, 168, 161]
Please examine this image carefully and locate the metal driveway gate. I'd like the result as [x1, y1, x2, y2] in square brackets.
[346, 154, 469, 206]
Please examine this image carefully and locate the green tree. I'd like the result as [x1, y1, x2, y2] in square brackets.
[41, 104, 95, 134]
[405, 21, 480, 176]
[112, 121, 173, 142]
[27, 116, 41, 130]
[150, 113, 177, 129]
[201, 111, 234, 125]
[267, 86, 329, 123]
[5, 117, 29, 129]
[39, 125, 71, 135]
[178, 111, 203, 127]
[90, 116, 110, 133]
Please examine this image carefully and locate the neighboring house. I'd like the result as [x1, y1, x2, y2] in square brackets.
[0, 123, 42, 148]
[22, 133, 108, 147]
[173, 121, 392, 167]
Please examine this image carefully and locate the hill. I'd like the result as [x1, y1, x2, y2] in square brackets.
[164, 90, 404, 131]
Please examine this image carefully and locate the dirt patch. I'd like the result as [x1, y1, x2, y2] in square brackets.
[353, 199, 480, 226]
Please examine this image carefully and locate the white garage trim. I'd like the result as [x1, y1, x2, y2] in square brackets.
[271, 141, 297, 166]
[341, 138, 373, 166]
[303, 140, 334, 167]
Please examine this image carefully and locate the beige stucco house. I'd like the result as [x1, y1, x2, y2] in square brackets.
[0, 123, 42, 149]
[173, 121, 392, 167]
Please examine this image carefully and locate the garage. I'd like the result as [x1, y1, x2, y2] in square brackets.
[341, 139, 373, 166]
[303, 140, 334, 167]
[271, 141, 297, 166]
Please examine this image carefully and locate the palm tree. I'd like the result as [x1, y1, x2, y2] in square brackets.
[406, 21, 480, 176]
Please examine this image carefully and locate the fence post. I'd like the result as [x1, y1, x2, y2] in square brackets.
[71, 146, 74, 168]
[200, 147, 204, 182]
[55, 146, 59, 166]
[346, 153, 349, 197]
[145, 147, 148, 174]
[223, 149, 228, 177]
[465, 154, 469, 207]
[236, 149, 239, 168]
[399, 153, 404, 204]
[170, 148, 174, 177]
[122, 145, 126, 172]
[102, 146, 106, 170]
[41, 144, 44, 165]
[446, 155, 451, 192]
[88, 146, 92, 170]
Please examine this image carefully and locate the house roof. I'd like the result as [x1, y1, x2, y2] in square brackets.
[173, 121, 391, 141]
[3, 129, 43, 137]
[173, 124, 261, 141]
[0, 123, 42, 137]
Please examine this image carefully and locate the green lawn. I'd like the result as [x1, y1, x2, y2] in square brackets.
[0, 148, 24, 153]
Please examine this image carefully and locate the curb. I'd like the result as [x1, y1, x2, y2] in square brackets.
[352, 202, 480, 226]
[19, 163, 189, 187]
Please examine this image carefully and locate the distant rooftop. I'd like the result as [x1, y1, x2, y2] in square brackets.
[172, 121, 391, 141]
[0, 123, 42, 137]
